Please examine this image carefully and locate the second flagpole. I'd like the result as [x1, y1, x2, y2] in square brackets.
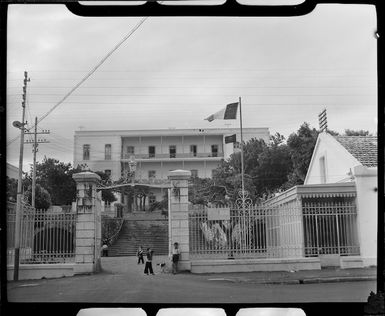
[239, 96, 245, 208]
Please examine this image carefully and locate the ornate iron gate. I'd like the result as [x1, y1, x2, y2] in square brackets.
[189, 200, 360, 260]
[302, 201, 360, 257]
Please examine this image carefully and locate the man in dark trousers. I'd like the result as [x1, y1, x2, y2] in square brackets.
[144, 247, 154, 275]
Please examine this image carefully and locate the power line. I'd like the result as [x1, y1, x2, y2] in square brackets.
[7, 93, 376, 97]
[7, 17, 148, 147]
[6, 85, 377, 89]
[6, 74, 376, 81]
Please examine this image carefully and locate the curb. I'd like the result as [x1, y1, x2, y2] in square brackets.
[300, 276, 377, 284]
[209, 275, 377, 285]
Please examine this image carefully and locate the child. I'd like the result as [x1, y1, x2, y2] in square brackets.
[144, 247, 154, 275]
[171, 242, 181, 274]
[137, 245, 144, 264]
[102, 244, 108, 257]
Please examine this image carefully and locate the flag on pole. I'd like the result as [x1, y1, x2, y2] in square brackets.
[225, 134, 237, 144]
[205, 102, 239, 122]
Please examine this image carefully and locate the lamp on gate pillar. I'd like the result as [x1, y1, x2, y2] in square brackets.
[128, 155, 137, 185]
[128, 156, 137, 212]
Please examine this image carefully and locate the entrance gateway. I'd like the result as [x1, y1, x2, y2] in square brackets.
[168, 170, 361, 273]
[102, 170, 361, 273]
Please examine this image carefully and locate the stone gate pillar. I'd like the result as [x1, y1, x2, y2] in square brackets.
[168, 170, 191, 271]
[72, 171, 101, 275]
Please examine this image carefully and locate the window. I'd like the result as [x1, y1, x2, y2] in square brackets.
[319, 156, 326, 184]
[211, 144, 218, 157]
[169, 145, 176, 158]
[148, 170, 156, 179]
[149, 146, 155, 158]
[83, 144, 90, 160]
[105, 144, 111, 160]
[105, 169, 112, 179]
[190, 145, 197, 157]
[191, 169, 198, 178]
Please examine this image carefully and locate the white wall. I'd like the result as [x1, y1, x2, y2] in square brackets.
[122, 135, 224, 157]
[354, 165, 377, 266]
[305, 133, 361, 185]
[133, 160, 220, 179]
[74, 128, 269, 182]
[74, 135, 121, 180]
[74, 135, 121, 163]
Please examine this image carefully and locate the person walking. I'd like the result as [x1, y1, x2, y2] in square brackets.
[144, 247, 154, 275]
[137, 245, 144, 264]
[171, 242, 181, 274]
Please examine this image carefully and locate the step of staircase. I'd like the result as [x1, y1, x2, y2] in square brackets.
[108, 219, 169, 257]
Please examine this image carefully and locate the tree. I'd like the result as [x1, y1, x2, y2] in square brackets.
[286, 122, 319, 185]
[34, 157, 82, 205]
[6, 177, 18, 202]
[211, 138, 264, 203]
[253, 133, 293, 196]
[326, 129, 340, 136]
[344, 129, 371, 136]
[24, 184, 52, 210]
[94, 171, 117, 204]
[189, 177, 217, 205]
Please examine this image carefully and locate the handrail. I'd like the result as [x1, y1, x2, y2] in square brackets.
[106, 217, 125, 246]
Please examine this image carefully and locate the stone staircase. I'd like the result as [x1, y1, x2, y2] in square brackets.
[108, 215, 169, 257]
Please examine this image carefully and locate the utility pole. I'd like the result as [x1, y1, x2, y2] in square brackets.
[13, 71, 29, 281]
[24, 117, 50, 208]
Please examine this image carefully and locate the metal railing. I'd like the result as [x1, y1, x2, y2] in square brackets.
[122, 152, 224, 159]
[303, 201, 359, 257]
[7, 202, 77, 265]
[189, 201, 359, 260]
[102, 216, 124, 246]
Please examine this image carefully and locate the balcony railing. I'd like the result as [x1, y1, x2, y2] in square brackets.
[121, 152, 223, 159]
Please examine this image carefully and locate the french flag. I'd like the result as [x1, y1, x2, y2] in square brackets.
[205, 102, 239, 122]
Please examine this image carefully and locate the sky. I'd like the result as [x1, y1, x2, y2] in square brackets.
[6, 3, 378, 171]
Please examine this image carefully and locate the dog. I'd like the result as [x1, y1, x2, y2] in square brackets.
[156, 262, 167, 273]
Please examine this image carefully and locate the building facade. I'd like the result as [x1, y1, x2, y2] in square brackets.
[73, 127, 270, 182]
[265, 132, 378, 268]
[304, 132, 377, 184]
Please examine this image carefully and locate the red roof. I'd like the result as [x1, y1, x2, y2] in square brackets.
[334, 136, 377, 167]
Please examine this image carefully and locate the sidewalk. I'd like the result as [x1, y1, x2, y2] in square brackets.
[200, 266, 377, 285]
[101, 256, 377, 285]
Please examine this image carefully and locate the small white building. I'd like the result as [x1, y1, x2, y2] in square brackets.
[304, 132, 377, 267]
[265, 132, 377, 268]
[305, 132, 377, 185]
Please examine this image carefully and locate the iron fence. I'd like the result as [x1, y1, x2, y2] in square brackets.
[189, 203, 304, 259]
[303, 201, 359, 257]
[189, 201, 359, 260]
[7, 202, 77, 265]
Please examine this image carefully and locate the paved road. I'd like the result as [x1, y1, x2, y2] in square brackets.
[7, 256, 376, 303]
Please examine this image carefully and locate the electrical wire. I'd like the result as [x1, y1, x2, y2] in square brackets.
[7, 16, 149, 147]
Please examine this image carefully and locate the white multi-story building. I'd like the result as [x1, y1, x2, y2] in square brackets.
[73, 127, 270, 182]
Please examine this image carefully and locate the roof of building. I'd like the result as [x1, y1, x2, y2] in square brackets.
[334, 135, 377, 167]
[74, 127, 270, 137]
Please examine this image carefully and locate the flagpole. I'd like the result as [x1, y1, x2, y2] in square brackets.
[239, 96, 245, 209]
